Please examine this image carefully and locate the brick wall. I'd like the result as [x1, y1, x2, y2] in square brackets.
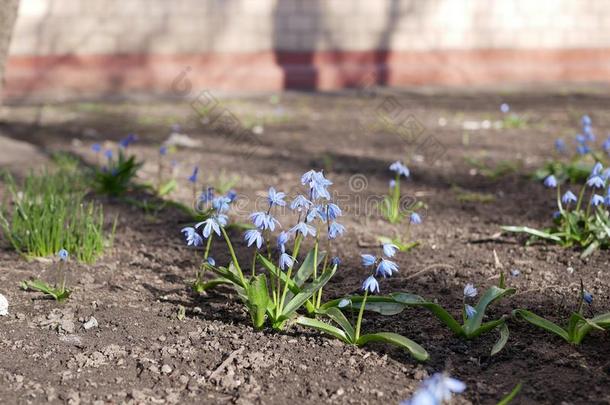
[4, 0, 610, 99]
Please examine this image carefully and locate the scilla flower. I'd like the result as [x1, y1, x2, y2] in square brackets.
[181, 227, 203, 246]
[500, 103, 510, 113]
[587, 175, 605, 189]
[91, 143, 102, 153]
[400, 373, 466, 405]
[290, 222, 316, 238]
[326, 203, 342, 220]
[207, 257, 216, 266]
[389, 179, 396, 188]
[244, 229, 264, 249]
[464, 304, 477, 319]
[361, 254, 376, 267]
[591, 162, 603, 176]
[188, 166, 199, 183]
[212, 196, 231, 213]
[543, 175, 557, 188]
[119, 133, 137, 148]
[290, 195, 311, 211]
[361, 275, 380, 294]
[382, 243, 398, 258]
[195, 217, 222, 238]
[277, 231, 289, 252]
[58, 249, 69, 261]
[159, 145, 168, 156]
[104, 149, 113, 160]
[554, 139, 566, 153]
[583, 291, 593, 305]
[389, 161, 410, 177]
[226, 190, 237, 202]
[591, 194, 604, 207]
[577, 143, 591, 155]
[278, 252, 294, 271]
[267, 187, 286, 207]
[328, 221, 345, 240]
[337, 298, 351, 308]
[582, 115, 592, 127]
[603, 137, 610, 153]
[331, 257, 341, 267]
[250, 211, 280, 231]
[410, 212, 422, 224]
[376, 259, 399, 278]
[562, 190, 577, 204]
[463, 283, 477, 298]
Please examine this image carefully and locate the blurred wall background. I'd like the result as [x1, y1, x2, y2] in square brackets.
[3, 0, 610, 100]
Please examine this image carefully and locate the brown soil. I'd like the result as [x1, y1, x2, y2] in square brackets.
[1, 86, 609, 405]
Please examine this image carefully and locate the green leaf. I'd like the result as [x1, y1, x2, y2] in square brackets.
[513, 309, 570, 342]
[192, 278, 232, 293]
[591, 312, 610, 329]
[282, 266, 336, 318]
[391, 292, 465, 336]
[463, 286, 515, 336]
[294, 249, 326, 287]
[501, 226, 562, 242]
[246, 274, 271, 330]
[497, 382, 523, 405]
[320, 307, 355, 341]
[296, 316, 351, 344]
[491, 322, 509, 356]
[356, 332, 429, 361]
[158, 179, 177, 196]
[320, 295, 407, 316]
[580, 240, 600, 258]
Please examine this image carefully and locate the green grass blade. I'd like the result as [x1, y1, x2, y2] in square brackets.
[293, 249, 326, 287]
[491, 322, 509, 356]
[356, 332, 429, 361]
[501, 226, 561, 241]
[320, 307, 355, 341]
[497, 382, 522, 405]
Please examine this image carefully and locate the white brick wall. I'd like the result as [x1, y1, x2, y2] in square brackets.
[8, 0, 610, 56]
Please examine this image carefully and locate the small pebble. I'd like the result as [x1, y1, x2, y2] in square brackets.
[162, 364, 172, 374]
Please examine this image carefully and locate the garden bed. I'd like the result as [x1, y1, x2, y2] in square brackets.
[0, 87, 609, 404]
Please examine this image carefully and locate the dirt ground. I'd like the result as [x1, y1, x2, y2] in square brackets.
[1, 85, 610, 404]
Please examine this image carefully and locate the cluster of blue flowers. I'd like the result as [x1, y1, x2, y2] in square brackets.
[180, 187, 237, 246]
[544, 161, 610, 210]
[360, 242, 400, 294]
[555, 114, 601, 156]
[400, 372, 466, 405]
[463, 283, 478, 319]
[243, 170, 345, 270]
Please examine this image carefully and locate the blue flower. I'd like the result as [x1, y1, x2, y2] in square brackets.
[58, 249, 69, 261]
[584, 125, 595, 142]
[289, 222, 316, 238]
[278, 252, 294, 271]
[376, 259, 399, 278]
[361, 254, 377, 267]
[290, 195, 311, 211]
[465, 304, 477, 319]
[301, 170, 317, 186]
[331, 257, 341, 267]
[326, 203, 342, 220]
[562, 190, 577, 204]
[604, 192, 610, 207]
[188, 166, 199, 183]
[389, 179, 396, 188]
[576, 134, 587, 144]
[226, 190, 237, 202]
[591, 194, 604, 206]
[119, 134, 137, 149]
[510, 268, 521, 277]
[181, 227, 203, 246]
[554, 139, 566, 153]
[207, 257, 216, 266]
[195, 217, 222, 238]
[277, 231, 289, 252]
[267, 187, 286, 207]
[91, 143, 102, 153]
[500, 103, 510, 113]
[104, 149, 113, 160]
[389, 161, 410, 177]
[244, 229, 264, 249]
[577, 143, 591, 155]
[603, 138, 610, 153]
[306, 206, 325, 223]
[361, 275, 380, 294]
[592, 162, 604, 176]
[308, 171, 332, 200]
[602, 169, 610, 181]
[212, 196, 231, 213]
[337, 298, 351, 308]
[582, 115, 592, 127]
[552, 211, 561, 219]
[410, 212, 422, 224]
[159, 145, 168, 156]
[382, 243, 398, 258]
[199, 187, 214, 203]
[463, 283, 477, 298]
[401, 373, 466, 405]
[543, 175, 557, 188]
[328, 221, 345, 240]
[587, 175, 605, 189]
[250, 211, 280, 231]
[583, 291, 593, 305]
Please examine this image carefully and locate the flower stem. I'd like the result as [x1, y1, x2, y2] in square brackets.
[354, 291, 368, 342]
[279, 235, 302, 314]
[220, 227, 246, 286]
